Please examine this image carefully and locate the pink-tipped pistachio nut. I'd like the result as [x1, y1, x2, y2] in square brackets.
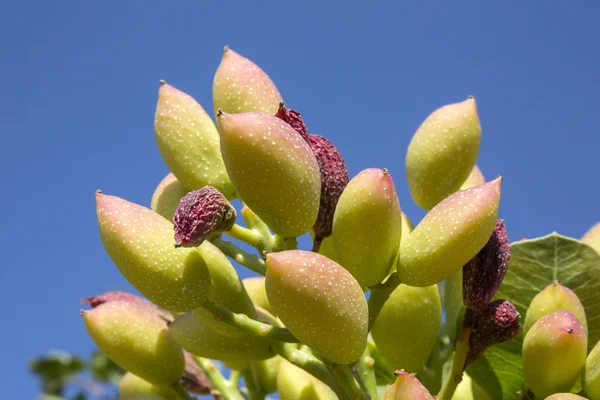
[265, 250, 368, 364]
[82, 291, 174, 323]
[275, 103, 309, 142]
[522, 310, 587, 399]
[406, 97, 481, 210]
[181, 352, 212, 395]
[463, 300, 520, 366]
[82, 300, 184, 387]
[276, 359, 337, 400]
[168, 310, 275, 361]
[584, 339, 600, 400]
[151, 173, 190, 221]
[460, 165, 486, 190]
[523, 282, 587, 338]
[308, 134, 349, 246]
[172, 186, 236, 248]
[96, 192, 212, 312]
[398, 177, 502, 287]
[462, 219, 511, 310]
[213, 47, 283, 116]
[119, 372, 177, 400]
[371, 284, 441, 373]
[154, 82, 234, 199]
[582, 222, 600, 255]
[332, 168, 403, 289]
[217, 111, 321, 237]
[382, 370, 435, 400]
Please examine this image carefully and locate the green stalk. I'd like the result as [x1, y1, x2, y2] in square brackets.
[226, 223, 262, 248]
[229, 370, 240, 387]
[240, 205, 271, 239]
[366, 337, 395, 385]
[201, 300, 299, 343]
[194, 357, 245, 400]
[330, 364, 365, 399]
[242, 369, 265, 400]
[437, 327, 472, 400]
[367, 272, 400, 330]
[352, 347, 377, 398]
[275, 343, 349, 400]
[443, 269, 464, 344]
[210, 237, 266, 275]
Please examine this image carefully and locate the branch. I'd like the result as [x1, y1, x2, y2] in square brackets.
[225, 224, 262, 248]
[437, 327, 472, 400]
[210, 237, 266, 275]
[367, 272, 400, 330]
[194, 357, 245, 400]
[201, 300, 300, 343]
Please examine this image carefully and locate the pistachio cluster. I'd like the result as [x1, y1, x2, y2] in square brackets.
[82, 47, 599, 400]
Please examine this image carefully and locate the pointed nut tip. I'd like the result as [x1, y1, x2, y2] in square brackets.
[80, 310, 87, 316]
[223, 45, 230, 53]
[382, 168, 389, 175]
[467, 94, 475, 100]
[216, 108, 224, 117]
[278, 101, 285, 108]
[159, 79, 166, 86]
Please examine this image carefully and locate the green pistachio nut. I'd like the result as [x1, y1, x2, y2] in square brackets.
[582, 222, 600, 254]
[332, 168, 403, 289]
[154, 81, 235, 199]
[406, 97, 481, 210]
[96, 192, 212, 312]
[242, 276, 274, 315]
[168, 310, 275, 361]
[217, 111, 321, 237]
[265, 250, 368, 364]
[523, 282, 587, 338]
[82, 300, 184, 387]
[252, 355, 282, 394]
[382, 371, 434, 400]
[191, 240, 257, 338]
[119, 373, 177, 400]
[544, 395, 588, 400]
[276, 359, 337, 400]
[398, 177, 501, 287]
[213, 47, 283, 116]
[584, 340, 600, 400]
[452, 373, 491, 400]
[151, 173, 190, 221]
[371, 284, 441, 372]
[522, 310, 587, 399]
[400, 212, 414, 244]
[460, 165, 486, 190]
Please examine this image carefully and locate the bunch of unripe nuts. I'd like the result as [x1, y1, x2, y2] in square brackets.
[83, 47, 600, 400]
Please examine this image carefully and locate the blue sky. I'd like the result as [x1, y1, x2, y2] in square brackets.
[1, 2, 599, 398]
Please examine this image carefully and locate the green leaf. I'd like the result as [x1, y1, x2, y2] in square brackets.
[89, 350, 125, 385]
[468, 233, 600, 400]
[29, 351, 85, 395]
[36, 395, 66, 400]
